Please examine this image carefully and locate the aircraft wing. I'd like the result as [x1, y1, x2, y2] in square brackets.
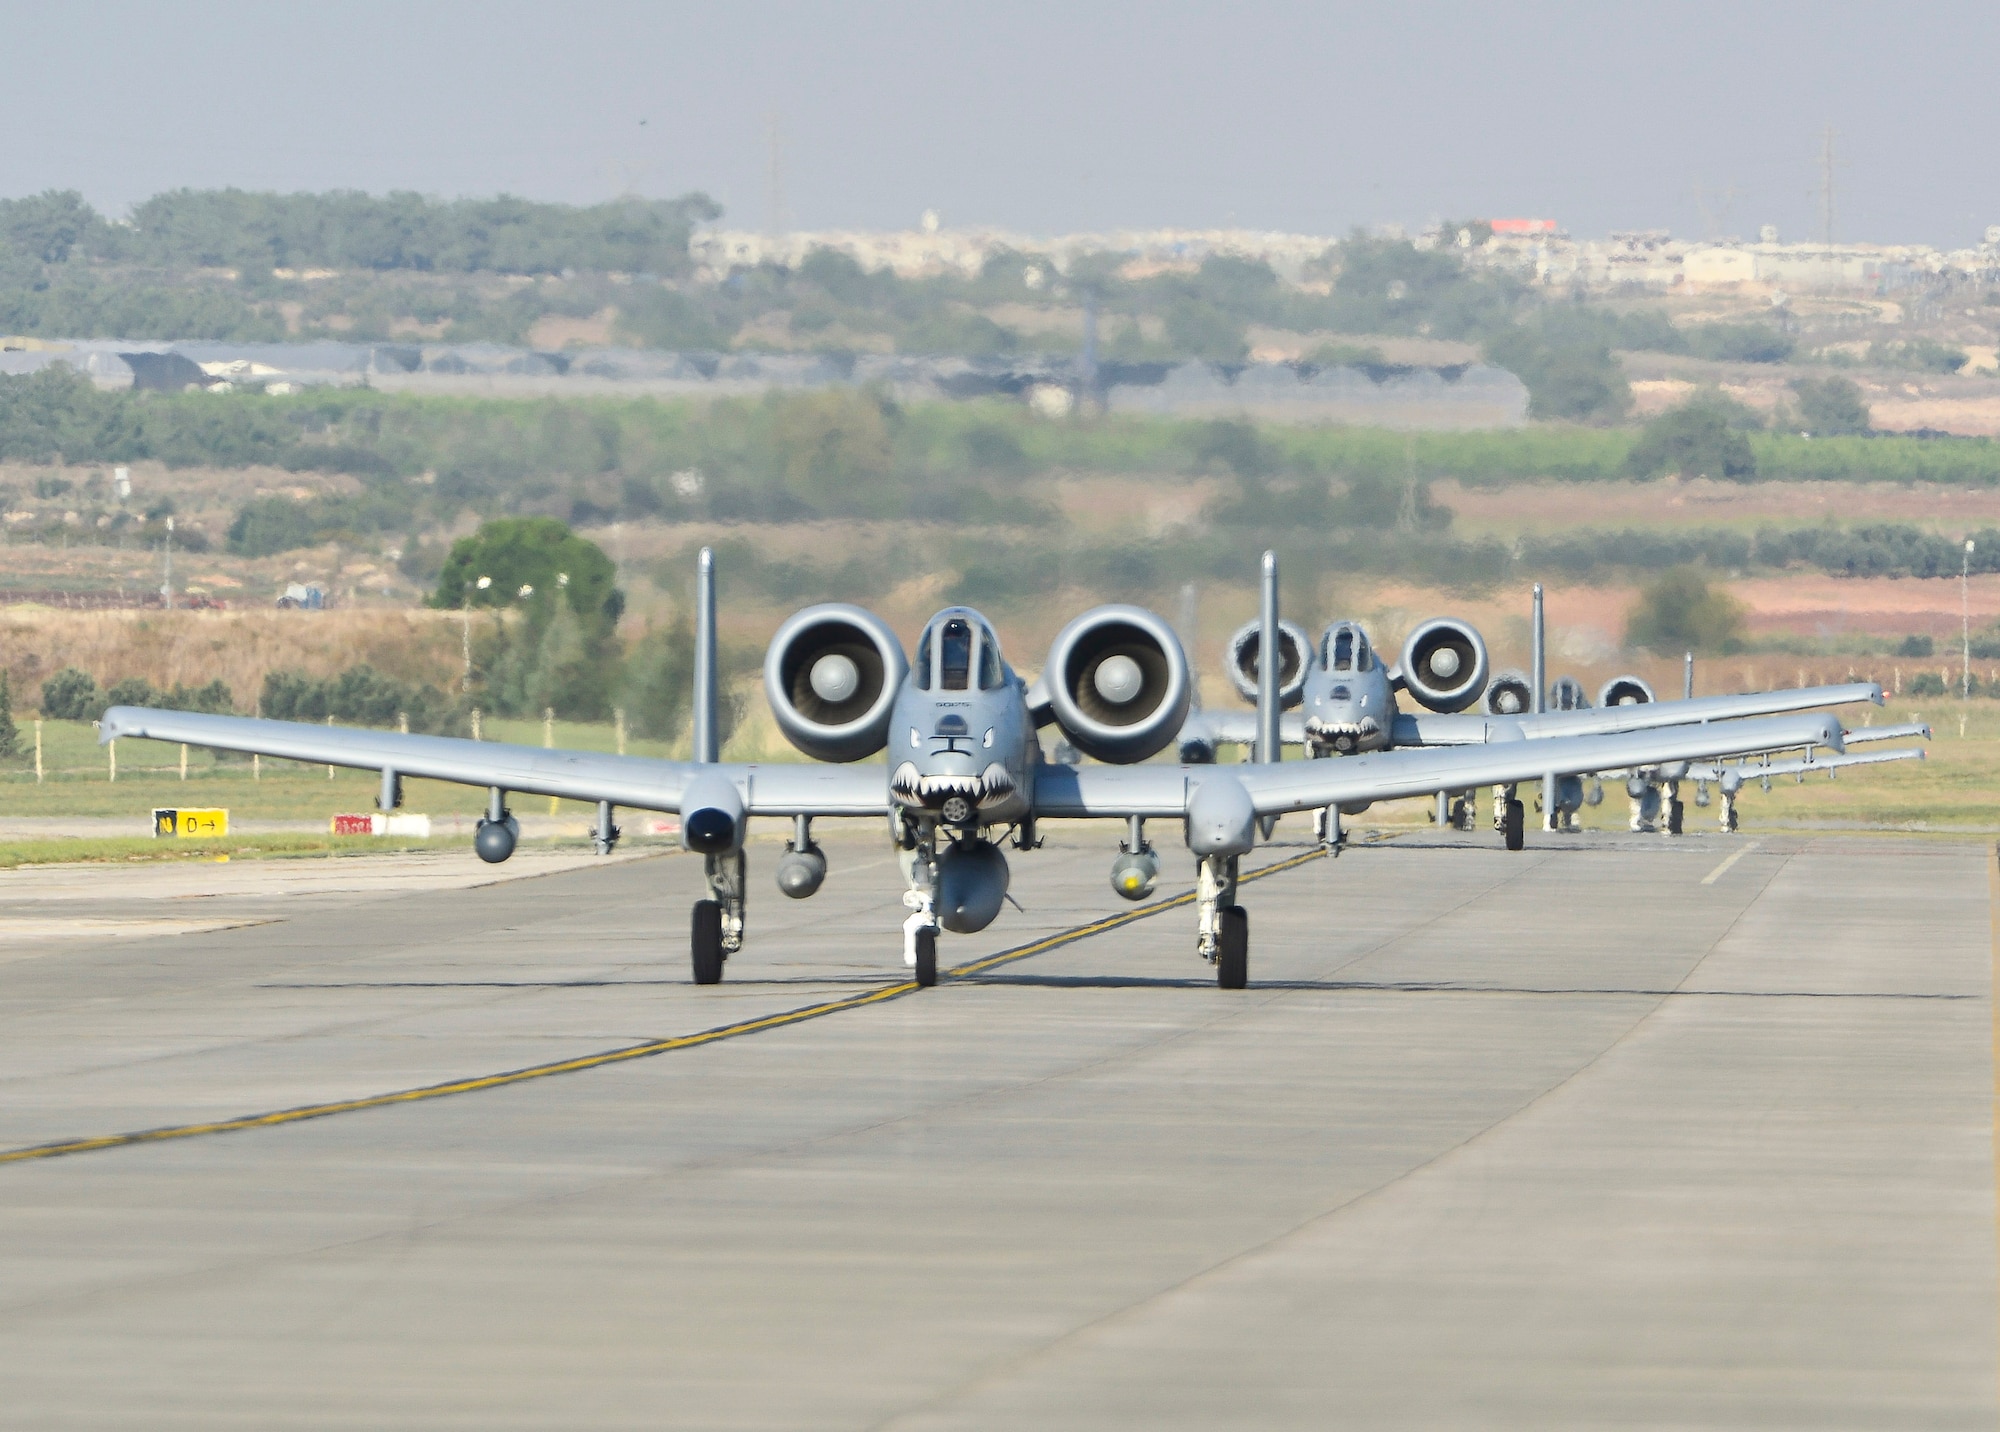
[1177, 710, 1307, 748]
[1198, 684, 1882, 751]
[1843, 721, 1930, 744]
[1502, 682, 1882, 740]
[96, 708, 890, 817]
[1589, 719, 1930, 780]
[1695, 746, 1926, 783]
[1229, 712, 1844, 816]
[1037, 712, 1844, 820]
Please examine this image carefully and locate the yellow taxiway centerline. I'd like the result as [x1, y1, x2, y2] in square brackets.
[0, 846, 1328, 1167]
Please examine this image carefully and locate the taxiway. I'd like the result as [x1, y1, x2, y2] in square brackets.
[0, 828, 1990, 1427]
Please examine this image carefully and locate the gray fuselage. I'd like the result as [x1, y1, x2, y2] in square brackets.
[1299, 621, 1396, 756]
[885, 608, 1038, 830]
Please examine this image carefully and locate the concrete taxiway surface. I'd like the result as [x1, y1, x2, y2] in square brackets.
[0, 828, 1991, 1427]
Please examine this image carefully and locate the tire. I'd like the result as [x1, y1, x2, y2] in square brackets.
[1667, 798, 1685, 836]
[914, 926, 938, 988]
[691, 900, 724, 985]
[1503, 799, 1525, 852]
[1216, 905, 1248, 989]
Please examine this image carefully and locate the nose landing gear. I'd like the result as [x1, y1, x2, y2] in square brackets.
[690, 848, 745, 984]
[900, 820, 942, 987]
[1195, 853, 1247, 988]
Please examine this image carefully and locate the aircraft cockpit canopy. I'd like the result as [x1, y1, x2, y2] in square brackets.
[1322, 623, 1371, 674]
[914, 610, 1005, 692]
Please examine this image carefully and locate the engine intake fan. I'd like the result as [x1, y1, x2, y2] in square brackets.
[1484, 668, 1533, 716]
[1395, 618, 1489, 713]
[1045, 605, 1191, 763]
[1225, 617, 1313, 709]
[764, 604, 908, 762]
[1599, 675, 1657, 708]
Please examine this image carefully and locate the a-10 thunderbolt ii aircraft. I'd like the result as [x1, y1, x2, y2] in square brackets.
[100, 550, 1850, 990]
[1176, 579, 1912, 845]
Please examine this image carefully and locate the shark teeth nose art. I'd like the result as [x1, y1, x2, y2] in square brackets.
[890, 762, 1017, 810]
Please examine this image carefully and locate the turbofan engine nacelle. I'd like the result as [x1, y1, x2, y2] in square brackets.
[1484, 669, 1533, 716]
[1395, 618, 1489, 713]
[1599, 675, 1657, 708]
[936, 838, 1010, 933]
[1044, 605, 1192, 764]
[1548, 675, 1592, 711]
[764, 604, 909, 762]
[1225, 617, 1313, 709]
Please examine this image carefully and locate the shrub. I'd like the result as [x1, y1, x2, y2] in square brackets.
[1686, 324, 1794, 363]
[1896, 634, 1935, 657]
[1791, 376, 1870, 436]
[1624, 568, 1746, 654]
[619, 617, 696, 741]
[1625, 402, 1757, 480]
[1484, 311, 1631, 422]
[1907, 671, 1949, 696]
[0, 670, 17, 758]
[260, 665, 454, 732]
[40, 666, 101, 720]
[104, 677, 155, 709]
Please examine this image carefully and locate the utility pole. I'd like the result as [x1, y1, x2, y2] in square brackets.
[1963, 539, 1975, 699]
[161, 516, 174, 611]
[1819, 126, 1837, 247]
[464, 574, 491, 694]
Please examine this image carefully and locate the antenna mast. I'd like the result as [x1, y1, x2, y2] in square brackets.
[1819, 125, 1836, 246]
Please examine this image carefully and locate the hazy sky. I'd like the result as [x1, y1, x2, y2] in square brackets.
[7, 1, 1995, 247]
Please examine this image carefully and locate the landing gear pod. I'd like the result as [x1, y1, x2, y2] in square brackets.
[1484, 669, 1533, 715]
[1599, 674, 1657, 707]
[473, 817, 517, 863]
[1045, 605, 1192, 763]
[1225, 617, 1313, 709]
[764, 604, 909, 762]
[1396, 618, 1489, 713]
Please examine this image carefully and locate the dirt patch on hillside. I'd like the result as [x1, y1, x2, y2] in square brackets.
[1435, 477, 2000, 533]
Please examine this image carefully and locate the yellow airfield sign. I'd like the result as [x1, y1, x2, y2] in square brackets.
[154, 808, 228, 838]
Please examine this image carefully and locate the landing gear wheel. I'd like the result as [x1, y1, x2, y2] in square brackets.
[691, 899, 724, 985]
[1503, 799, 1525, 852]
[1667, 797, 1685, 836]
[913, 926, 938, 988]
[1216, 905, 1248, 989]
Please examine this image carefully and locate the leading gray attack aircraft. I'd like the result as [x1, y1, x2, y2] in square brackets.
[101, 550, 1849, 990]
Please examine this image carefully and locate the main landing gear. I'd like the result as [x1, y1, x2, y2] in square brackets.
[1196, 853, 1248, 989]
[1502, 795, 1525, 852]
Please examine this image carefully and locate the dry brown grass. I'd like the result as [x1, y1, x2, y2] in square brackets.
[0, 608, 468, 711]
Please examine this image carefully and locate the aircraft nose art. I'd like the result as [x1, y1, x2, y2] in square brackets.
[890, 713, 1017, 812]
